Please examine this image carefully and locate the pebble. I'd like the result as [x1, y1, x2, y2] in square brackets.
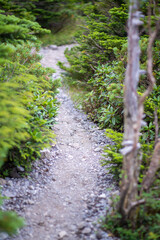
[0, 178, 6, 185]
[82, 227, 92, 235]
[99, 193, 106, 199]
[48, 45, 58, 50]
[40, 149, 52, 159]
[0, 232, 9, 240]
[3, 191, 16, 198]
[17, 166, 25, 172]
[29, 185, 34, 190]
[27, 199, 34, 205]
[94, 147, 101, 152]
[96, 231, 103, 239]
[78, 221, 86, 230]
[58, 230, 68, 239]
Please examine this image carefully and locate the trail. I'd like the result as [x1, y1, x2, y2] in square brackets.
[2, 45, 117, 240]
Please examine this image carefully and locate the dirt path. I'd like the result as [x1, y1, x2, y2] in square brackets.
[2, 45, 117, 240]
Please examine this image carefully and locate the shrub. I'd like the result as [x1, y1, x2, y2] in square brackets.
[61, 1, 128, 83]
[0, 41, 60, 174]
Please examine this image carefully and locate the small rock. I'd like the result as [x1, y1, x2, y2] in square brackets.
[90, 193, 95, 198]
[94, 147, 101, 152]
[0, 178, 6, 185]
[90, 234, 96, 240]
[99, 193, 106, 199]
[78, 221, 86, 230]
[58, 230, 68, 239]
[6, 180, 12, 186]
[68, 154, 73, 159]
[27, 199, 34, 205]
[82, 227, 92, 235]
[10, 168, 21, 178]
[38, 221, 45, 226]
[0, 232, 8, 239]
[4, 191, 16, 198]
[111, 190, 119, 196]
[40, 148, 52, 159]
[17, 166, 25, 172]
[48, 45, 58, 50]
[35, 172, 39, 178]
[29, 185, 34, 190]
[70, 225, 76, 232]
[108, 198, 112, 205]
[71, 143, 80, 149]
[96, 231, 103, 239]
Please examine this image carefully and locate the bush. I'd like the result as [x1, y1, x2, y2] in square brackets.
[0, 41, 60, 174]
[61, 1, 128, 83]
[104, 179, 160, 240]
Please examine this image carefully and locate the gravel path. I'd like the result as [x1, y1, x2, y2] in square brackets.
[1, 45, 117, 240]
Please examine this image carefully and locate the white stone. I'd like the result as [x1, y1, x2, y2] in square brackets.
[0, 232, 8, 239]
[82, 227, 92, 235]
[48, 45, 58, 50]
[17, 166, 25, 172]
[40, 149, 51, 159]
[58, 230, 68, 239]
[94, 147, 101, 152]
[99, 193, 106, 199]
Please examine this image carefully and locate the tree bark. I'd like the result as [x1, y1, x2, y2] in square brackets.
[142, 139, 160, 192]
[117, 0, 143, 221]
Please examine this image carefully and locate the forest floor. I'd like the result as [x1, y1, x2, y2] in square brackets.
[1, 45, 118, 240]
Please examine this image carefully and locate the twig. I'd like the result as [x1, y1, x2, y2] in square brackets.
[154, 107, 159, 145]
[139, 18, 160, 105]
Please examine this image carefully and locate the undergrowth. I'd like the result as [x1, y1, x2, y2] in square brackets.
[39, 20, 79, 46]
[103, 179, 160, 240]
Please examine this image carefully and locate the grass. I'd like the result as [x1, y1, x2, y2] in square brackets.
[62, 76, 89, 110]
[39, 20, 79, 46]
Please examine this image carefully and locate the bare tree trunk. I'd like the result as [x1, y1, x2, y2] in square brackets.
[117, 0, 143, 221]
[117, 0, 160, 221]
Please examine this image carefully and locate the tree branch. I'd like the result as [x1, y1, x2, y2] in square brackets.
[139, 18, 160, 105]
[141, 139, 160, 192]
[154, 108, 159, 145]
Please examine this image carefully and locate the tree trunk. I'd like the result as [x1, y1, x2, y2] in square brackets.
[117, 0, 143, 221]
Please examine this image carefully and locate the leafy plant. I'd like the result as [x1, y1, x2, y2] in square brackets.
[104, 179, 160, 240]
[0, 8, 60, 173]
[0, 194, 24, 235]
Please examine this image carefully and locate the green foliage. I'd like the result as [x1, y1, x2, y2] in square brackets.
[82, 62, 124, 129]
[40, 20, 79, 46]
[0, 10, 60, 172]
[102, 129, 123, 181]
[59, 1, 129, 129]
[0, 82, 29, 167]
[0, 42, 60, 173]
[0, 11, 50, 45]
[0, 195, 24, 235]
[104, 179, 160, 240]
[60, 0, 160, 133]
[102, 129, 154, 183]
[0, 0, 88, 32]
[62, 1, 127, 83]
